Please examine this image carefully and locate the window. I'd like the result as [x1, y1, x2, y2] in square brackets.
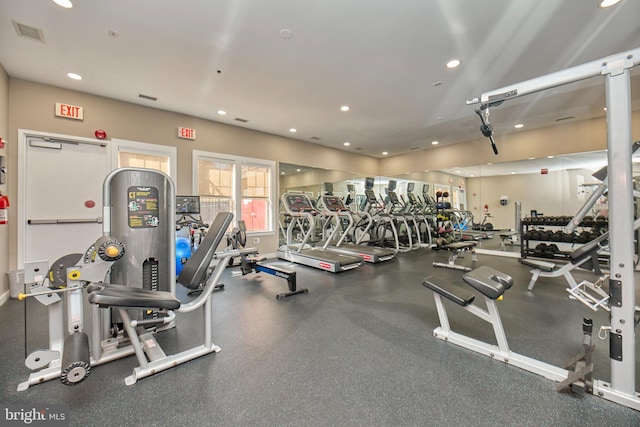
[119, 151, 170, 174]
[194, 151, 275, 233]
[111, 138, 177, 182]
[197, 158, 234, 225]
[241, 165, 270, 231]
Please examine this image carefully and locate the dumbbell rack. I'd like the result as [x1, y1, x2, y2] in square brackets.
[520, 216, 609, 260]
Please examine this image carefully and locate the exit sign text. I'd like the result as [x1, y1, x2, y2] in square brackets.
[55, 103, 84, 120]
[178, 127, 196, 140]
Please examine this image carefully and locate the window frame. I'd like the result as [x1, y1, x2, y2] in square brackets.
[192, 150, 276, 236]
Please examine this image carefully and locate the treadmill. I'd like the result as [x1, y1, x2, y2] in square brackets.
[317, 191, 395, 263]
[277, 193, 363, 272]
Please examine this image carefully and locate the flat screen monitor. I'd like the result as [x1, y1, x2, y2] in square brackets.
[407, 182, 415, 192]
[365, 177, 375, 189]
[324, 182, 334, 194]
[176, 195, 201, 215]
[388, 180, 397, 191]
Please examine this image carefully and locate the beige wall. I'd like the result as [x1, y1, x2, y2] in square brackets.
[0, 65, 8, 300]
[4, 79, 380, 276]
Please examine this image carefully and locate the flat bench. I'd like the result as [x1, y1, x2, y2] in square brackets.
[433, 241, 478, 271]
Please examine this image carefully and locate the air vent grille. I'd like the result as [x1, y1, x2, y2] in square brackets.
[310, 136, 321, 140]
[234, 117, 249, 123]
[138, 93, 158, 101]
[13, 21, 45, 43]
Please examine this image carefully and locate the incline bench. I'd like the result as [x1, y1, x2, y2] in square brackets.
[520, 232, 608, 291]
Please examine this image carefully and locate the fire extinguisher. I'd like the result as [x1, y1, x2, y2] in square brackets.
[0, 192, 9, 225]
[484, 204, 489, 213]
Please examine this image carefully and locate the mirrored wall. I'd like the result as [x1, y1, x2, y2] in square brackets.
[278, 148, 630, 253]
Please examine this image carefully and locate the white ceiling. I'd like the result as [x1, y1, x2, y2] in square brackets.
[1, 0, 640, 159]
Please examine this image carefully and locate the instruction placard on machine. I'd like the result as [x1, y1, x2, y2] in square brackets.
[127, 186, 159, 228]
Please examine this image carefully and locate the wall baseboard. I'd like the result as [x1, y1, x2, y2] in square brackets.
[0, 289, 10, 306]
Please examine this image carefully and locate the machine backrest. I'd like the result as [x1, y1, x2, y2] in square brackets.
[177, 212, 233, 290]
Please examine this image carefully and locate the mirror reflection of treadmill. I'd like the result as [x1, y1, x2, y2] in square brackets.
[278, 193, 363, 273]
[319, 195, 395, 263]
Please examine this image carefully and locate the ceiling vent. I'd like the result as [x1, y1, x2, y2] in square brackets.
[137, 93, 157, 101]
[234, 117, 249, 123]
[12, 21, 45, 43]
[555, 116, 575, 122]
[310, 136, 321, 140]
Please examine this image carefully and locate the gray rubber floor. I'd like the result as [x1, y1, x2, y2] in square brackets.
[1, 247, 639, 426]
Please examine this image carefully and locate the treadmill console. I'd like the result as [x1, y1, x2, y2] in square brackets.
[323, 196, 346, 211]
[284, 194, 315, 213]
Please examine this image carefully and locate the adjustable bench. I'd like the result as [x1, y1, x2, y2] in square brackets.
[432, 241, 478, 271]
[422, 266, 569, 382]
[87, 212, 234, 385]
[521, 232, 608, 291]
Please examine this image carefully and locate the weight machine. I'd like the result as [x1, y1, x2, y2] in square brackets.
[17, 168, 236, 389]
[467, 47, 640, 410]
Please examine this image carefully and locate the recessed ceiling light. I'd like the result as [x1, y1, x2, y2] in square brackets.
[446, 59, 461, 69]
[340, 105, 350, 112]
[66, 72, 82, 80]
[511, 172, 516, 175]
[53, 0, 73, 8]
[599, 0, 622, 8]
[514, 123, 524, 129]
[343, 142, 351, 146]
[217, 110, 227, 115]
[280, 172, 285, 175]
[289, 128, 297, 133]
[280, 29, 293, 39]
[296, 169, 301, 172]
[470, 174, 475, 177]
[528, 157, 535, 160]
[431, 141, 439, 145]
[547, 156, 555, 159]
[382, 151, 388, 155]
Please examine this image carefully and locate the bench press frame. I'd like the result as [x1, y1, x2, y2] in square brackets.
[467, 47, 640, 410]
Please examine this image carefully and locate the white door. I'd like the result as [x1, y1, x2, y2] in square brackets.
[22, 136, 108, 266]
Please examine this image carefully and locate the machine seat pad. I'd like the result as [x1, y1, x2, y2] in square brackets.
[520, 258, 556, 272]
[422, 276, 475, 306]
[444, 241, 477, 250]
[569, 232, 608, 264]
[463, 266, 513, 300]
[87, 283, 180, 310]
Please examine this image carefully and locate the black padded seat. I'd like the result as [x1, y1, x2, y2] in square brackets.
[445, 241, 476, 250]
[569, 232, 608, 264]
[463, 266, 513, 300]
[520, 258, 556, 272]
[422, 276, 475, 306]
[88, 283, 180, 310]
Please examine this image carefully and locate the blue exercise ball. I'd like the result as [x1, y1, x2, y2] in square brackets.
[176, 237, 192, 275]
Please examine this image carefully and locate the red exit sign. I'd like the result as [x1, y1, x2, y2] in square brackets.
[55, 103, 83, 120]
[178, 127, 196, 140]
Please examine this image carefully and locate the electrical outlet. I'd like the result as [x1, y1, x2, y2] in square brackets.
[253, 237, 260, 244]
